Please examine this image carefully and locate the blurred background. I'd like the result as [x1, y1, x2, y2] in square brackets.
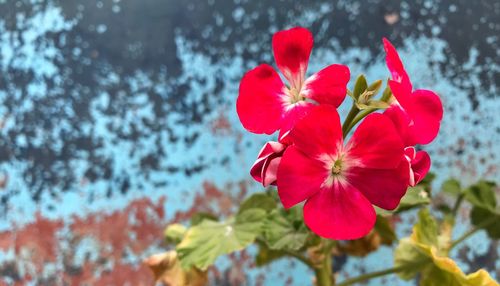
[0, 0, 498, 285]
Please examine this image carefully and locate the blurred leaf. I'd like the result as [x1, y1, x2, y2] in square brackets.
[419, 250, 499, 286]
[144, 251, 208, 286]
[394, 208, 499, 286]
[263, 207, 309, 251]
[338, 215, 395, 257]
[412, 208, 438, 247]
[337, 230, 382, 257]
[165, 223, 187, 244]
[353, 74, 368, 100]
[375, 215, 397, 245]
[437, 217, 454, 253]
[394, 238, 430, 279]
[375, 186, 430, 215]
[462, 181, 500, 240]
[239, 192, 277, 214]
[418, 172, 436, 190]
[442, 178, 462, 196]
[394, 186, 431, 213]
[463, 181, 497, 210]
[190, 212, 218, 226]
[470, 207, 500, 239]
[177, 209, 266, 270]
[436, 203, 453, 216]
[254, 242, 286, 267]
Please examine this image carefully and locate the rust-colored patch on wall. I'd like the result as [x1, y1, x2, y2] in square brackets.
[0, 197, 165, 285]
[173, 180, 249, 222]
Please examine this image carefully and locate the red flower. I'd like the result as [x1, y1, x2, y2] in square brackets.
[250, 133, 290, 187]
[403, 147, 431, 187]
[236, 27, 350, 135]
[277, 106, 408, 240]
[383, 38, 442, 186]
[382, 38, 443, 146]
[385, 106, 432, 187]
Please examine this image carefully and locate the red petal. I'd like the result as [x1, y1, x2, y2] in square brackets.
[348, 163, 409, 210]
[289, 105, 343, 157]
[250, 141, 286, 185]
[236, 64, 286, 134]
[278, 102, 315, 139]
[302, 64, 350, 107]
[303, 184, 376, 240]
[389, 80, 412, 108]
[262, 157, 281, 187]
[384, 105, 412, 145]
[406, 89, 443, 145]
[383, 38, 412, 88]
[411, 150, 431, 186]
[277, 146, 327, 208]
[348, 113, 404, 169]
[272, 27, 313, 89]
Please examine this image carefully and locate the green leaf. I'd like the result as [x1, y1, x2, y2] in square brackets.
[177, 209, 266, 270]
[374, 215, 397, 245]
[238, 192, 277, 214]
[353, 74, 367, 100]
[420, 247, 499, 286]
[254, 242, 286, 267]
[436, 203, 453, 215]
[394, 209, 499, 286]
[394, 238, 430, 279]
[464, 181, 497, 210]
[442, 178, 462, 196]
[418, 171, 436, 190]
[470, 207, 500, 239]
[144, 251, 208, 286]
[190, 212, 218, 226]
[263, 207, 309, 251]
[394, 186, 431, 213]
[164, 224, 187, 244]
[413, 208, 439, 246]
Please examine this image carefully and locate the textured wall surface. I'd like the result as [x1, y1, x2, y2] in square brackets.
[0, 0, 498, 285]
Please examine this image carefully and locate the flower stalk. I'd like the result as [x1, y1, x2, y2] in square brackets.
[314, 258, 333, 286]
[450, 215, 498, 249]
[314, 239, 335, 286]
[341, 103, 359, 137]
[345, 108, 378, 134]
[335, 261, 425, 286]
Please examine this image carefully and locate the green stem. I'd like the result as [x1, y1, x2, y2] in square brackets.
[284, 250, 315, 269]
[255, 238, 315, 269]
[342, 104, 360, 138]
[450, 215, 497, 249]
[313, 238, 336, 286]
[451, 194, 464, 216]
[344, 108, 377, 135]
[315, 257, 333, 286]
[336, 261, 425, 286]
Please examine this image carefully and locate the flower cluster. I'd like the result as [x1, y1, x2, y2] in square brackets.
[237, 27, 443, 240]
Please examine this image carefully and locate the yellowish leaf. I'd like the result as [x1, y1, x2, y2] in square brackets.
[144, 251, 208, 286]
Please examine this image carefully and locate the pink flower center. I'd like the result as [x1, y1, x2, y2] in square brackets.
[319, 149, 357, 188]
[288, 87, 305, 104]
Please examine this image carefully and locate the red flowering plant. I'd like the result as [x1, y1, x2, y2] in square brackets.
[151, 28, 499, 286]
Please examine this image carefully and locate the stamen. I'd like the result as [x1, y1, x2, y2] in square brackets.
[289, 87, 304, 104]
[331, 159, 342, 175]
